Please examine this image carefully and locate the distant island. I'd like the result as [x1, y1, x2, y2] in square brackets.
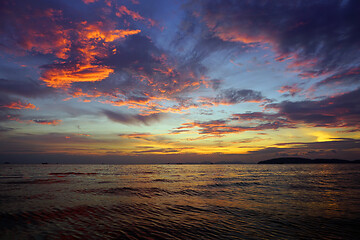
[258, 157, 360, 164]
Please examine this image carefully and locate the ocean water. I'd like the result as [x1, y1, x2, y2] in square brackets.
[0, 164, 359, 240]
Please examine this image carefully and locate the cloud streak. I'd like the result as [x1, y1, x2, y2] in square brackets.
[200, 88, 269, 106]
[1, 101, 37, 110]
[195, 0, 360, 79]
[267, 88, 360, 129]
[32, 119, 62, 126]
[103, 109, 165, 125]
[0, 0, 359, 162]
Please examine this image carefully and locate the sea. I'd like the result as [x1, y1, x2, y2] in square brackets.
[0, 164, 359, 239]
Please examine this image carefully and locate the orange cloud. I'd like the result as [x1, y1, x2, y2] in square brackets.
[109, 95, 200, 115]
[6, 115, 32, 124]
[153, 67, 176, 77]
[298, 71, 330, 79]
[40, 21, 141, 88]
[33, 120, 62, 126]
[2, 101, 38, 110]
[116, 5, 156, 26]
[41, 63, 114, 88]
[82, 0, 97, 4]
[117, 6, 144, 21]
[216, 31, 267, 44]
[10, 8, 72, 59]
[75, 133, 91, 137]
[26, 11, 204, 114]
[82, 23, 141, 42]
[287, 58, 317, 69]
[316, 67, 360, 86]
[64, 88, 105, 101]
[204, 17, 269, 45]
[135, 69, 203, 97]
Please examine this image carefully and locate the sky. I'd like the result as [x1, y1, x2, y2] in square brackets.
[0, 0, 359, 164]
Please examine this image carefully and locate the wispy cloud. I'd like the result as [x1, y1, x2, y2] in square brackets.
[266, 88, 360, 129]
[200, 88, 269, 106]
[33, 119, 62, 126]
[194, 0, 360, 80]
[103, 109, 165, 125]
[1, 101, 37, 110]
[0, 0, 359, 162]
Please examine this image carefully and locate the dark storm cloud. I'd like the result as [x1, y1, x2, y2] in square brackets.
[195, 0, 360, 78]
[102, 109, 165, 125]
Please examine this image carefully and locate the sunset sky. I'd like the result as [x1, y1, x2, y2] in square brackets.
[0, 0, 359, 163]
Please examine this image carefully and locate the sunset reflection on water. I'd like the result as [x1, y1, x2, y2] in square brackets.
[1, 164, 359, 239]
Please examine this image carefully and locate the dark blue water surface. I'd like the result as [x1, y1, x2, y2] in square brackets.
[1, 164, 359, 239]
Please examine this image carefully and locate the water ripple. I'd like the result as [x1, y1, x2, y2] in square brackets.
[0, 164, 359, 239]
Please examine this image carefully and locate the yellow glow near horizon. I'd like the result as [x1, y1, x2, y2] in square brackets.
[311, 131, 334, 142]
